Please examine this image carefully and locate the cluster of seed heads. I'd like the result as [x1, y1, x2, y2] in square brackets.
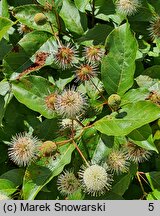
[12, 4, 156, 199]
[8, 131, 152, 197]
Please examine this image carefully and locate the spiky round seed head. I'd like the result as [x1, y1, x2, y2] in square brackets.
[79, 164, 113, 196]
[57, 170, 80, 196]
[45, 93, 57, 110]
[34, 13, 47, 25]
[149, 16, 160, 40]
[0, 193, 10, 200]
[107, 149, 130, 174]
[8, 132, 39, 167]
[54, 88, 86, 119]
[108, 94, 121, 111]
[75, 63, 98, 81]
[125, 141, 152, 163]
[39, 141, 57, 156]
[53, 44, 77, 70]
[116, 0, 140, 16]
[84, 46, 105, 63]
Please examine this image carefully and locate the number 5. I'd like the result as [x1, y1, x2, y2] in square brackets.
[148, 203, 154, 211]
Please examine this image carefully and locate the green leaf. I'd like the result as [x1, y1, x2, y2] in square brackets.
[13, 4, 57, 33]
[95, 0, 116, 21]
[74, 0, 90, 12]
[1, 0, 9, 18]
[121, 88, 149, 106]
[128, 124, 152, 141]
[0, 143, 8, 164]
[92, 137, 114, 164]
[0, 168, 25, 187]
[147, 189, 160, 200]
[142, 65, 160, 79]
[4, 31, 51, 78]
[0, 17, 13, 41]
[127, 124, 158, 152]
[0, 38, 12, 61]
[135, 75, 159, 89]
[68, 188, 84, 200]
[12, 75, 57, 119]
[146, 171, 160, 190]
[0, 96, 5, 125]
[22, 143, 75, 200]
[79, 24, 113, 45]
[112, 164, 137, 196]
[129, 135, 158, 153]
[94, 101, 160, 136]
[0, 179, 17, 195]
[128, 0, 153, 22]
[101, 23, 138, 95]
[59, 0, 86, 35]
[34, 119, 59, 140]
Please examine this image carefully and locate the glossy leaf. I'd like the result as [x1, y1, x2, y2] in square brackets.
[0, 17, 13, 41]
[59, 0, 86, 35]
[129, 135, 158, 152]
[0, 179, 17, 195]
[4, 31, 51, 78]
[79, 24, 113, 45]
[1, 0, 9, 18]
[94, 101, 160, 136]
[147, 189, 160, 200]
[127, 124, 152, 141]
[112, 164, 137, 196]
[101, 23, 138, 95]
[121, 88, 149, 106]
[0, 168, 25, 187]
[12, 75, 57, 119]
[74, 0, 90, 12]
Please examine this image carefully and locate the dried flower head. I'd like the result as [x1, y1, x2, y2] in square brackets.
[54, 88, 86, 119]
[57, 170, 80, 196]
[0, 193, 10, 200]
[75, 63, 98, 82]
[17, 23, 31, 34]
[53, 43, 78, 70]
[8, 132, 39, 167]
[79, 164, 113, 196]
[149, 16, 160, 40]
[125, 141, 152, 163]
[107, 149, 130, 174]
[45, 93, 57, 110]
[83, 46, 105, 63]
[116, 0, 141, 16]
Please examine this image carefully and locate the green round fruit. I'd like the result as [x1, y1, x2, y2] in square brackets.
[34, 13, 47, 25]
[108, 94, 121, 111]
